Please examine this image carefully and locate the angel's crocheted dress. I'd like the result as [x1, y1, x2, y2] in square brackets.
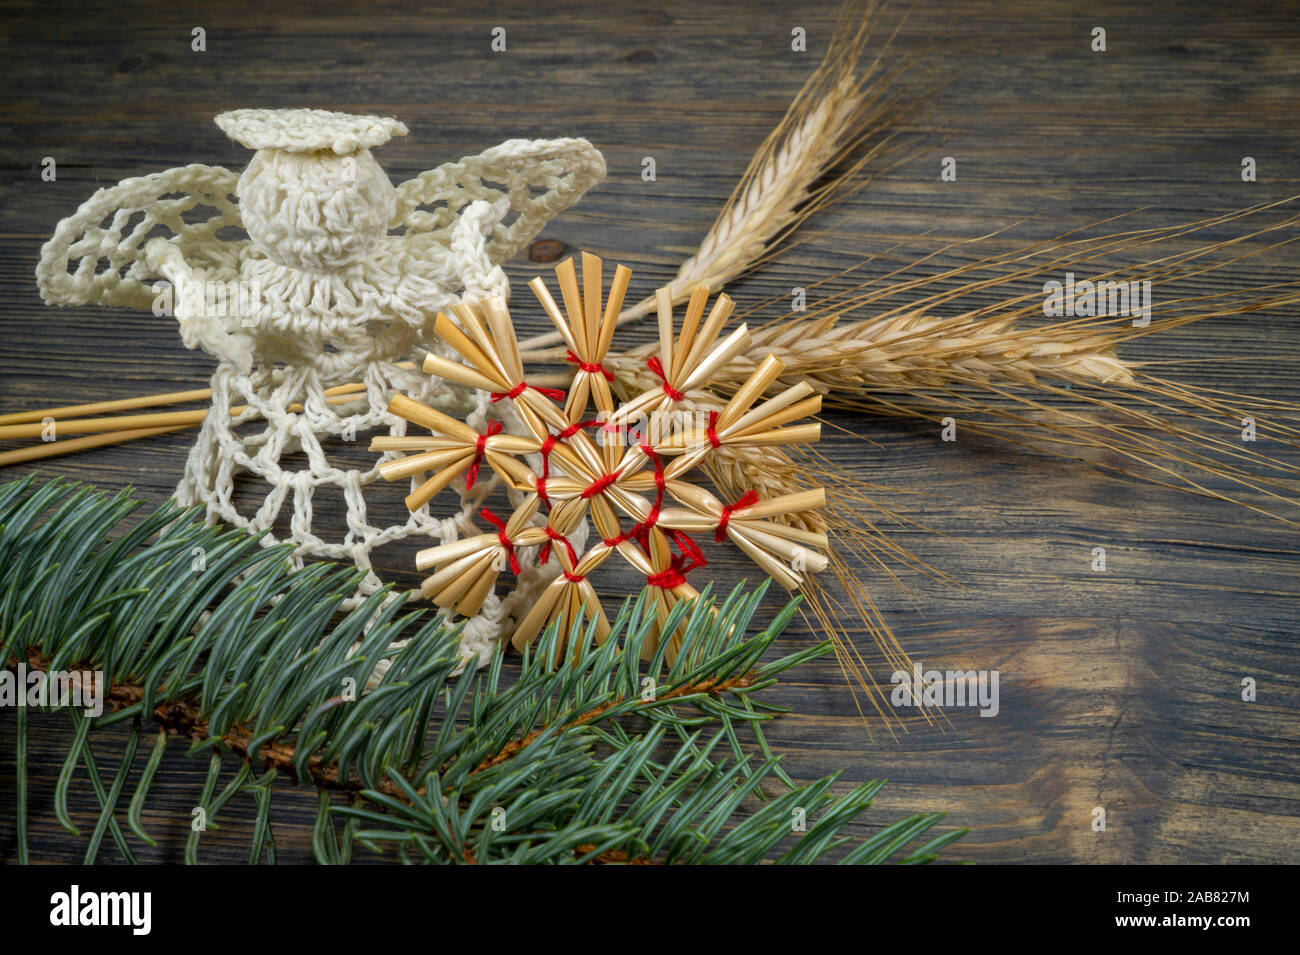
[37, 108, 605, 663]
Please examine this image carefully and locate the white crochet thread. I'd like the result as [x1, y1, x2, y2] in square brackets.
[37, 108, 606, 663]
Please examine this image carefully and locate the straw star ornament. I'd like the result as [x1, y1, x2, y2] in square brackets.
[375, 252, 830, 660]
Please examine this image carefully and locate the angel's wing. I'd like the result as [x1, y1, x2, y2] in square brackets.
[392, 138, 605, 266]
[37, 163, 243, 310]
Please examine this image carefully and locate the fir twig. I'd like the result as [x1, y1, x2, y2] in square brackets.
[0, 476, 963, 865]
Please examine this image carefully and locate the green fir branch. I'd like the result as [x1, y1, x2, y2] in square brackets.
[0, 476, 965, 864]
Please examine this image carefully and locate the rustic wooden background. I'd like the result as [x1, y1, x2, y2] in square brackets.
[1, 0, 1297, 864]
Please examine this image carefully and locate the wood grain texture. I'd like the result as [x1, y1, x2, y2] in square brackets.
[0, 0, 1297, 864]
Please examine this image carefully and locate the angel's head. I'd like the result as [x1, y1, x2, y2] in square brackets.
[216, 109, 408, 272]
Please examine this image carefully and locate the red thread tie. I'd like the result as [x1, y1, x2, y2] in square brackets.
[539, 525, 577, 567]
[566, 350, 614, 382]
[465, 419, 503, 490]
[480, 507, 519, 574]
[559, 421, 589, 440]
[536, 435, 558, 507]
[705, 410, 722, 449]
[646, 567, 686, 589]
[669, 530, 706, 575]
[636, 442, 666, 534]
[715, 490, 760, 542]
[646, 356, 685, 402]
[601, 442, 666, 548]
[646, 530, 706, 589]
[491, 381, 566, 403]
[536, 420, 593, 508]
[581, 470, 622, 499]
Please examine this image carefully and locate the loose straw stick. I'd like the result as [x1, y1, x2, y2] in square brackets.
[0, 386, 368, 441]
[0, 373, 398, 468]
[0, 361, 417, 431]
[0, 388, 213, 426]
[0, 425, 191, 468]
[0, 408, 211, 440]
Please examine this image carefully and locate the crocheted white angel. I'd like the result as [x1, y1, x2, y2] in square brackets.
[37, 108, 606, 631]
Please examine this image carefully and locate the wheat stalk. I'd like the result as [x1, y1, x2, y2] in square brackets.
[611, 197, 1300, 395]
[614, 309, 1137, 396]
[647, 77, 873, 315]
[605, 199, 1300, 523]
[664, 388, 947, 734]
[518, 0, 915, 354]
[584, 199, 1300, 722]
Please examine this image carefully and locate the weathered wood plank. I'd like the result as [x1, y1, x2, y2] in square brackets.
[0, 0, 1297, 863]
